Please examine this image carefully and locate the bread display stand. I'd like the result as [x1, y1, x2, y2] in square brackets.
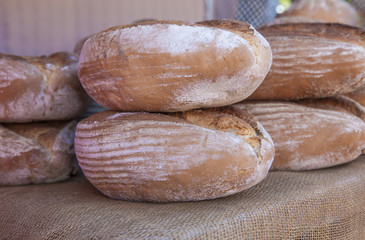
[1, 156, 365, 239]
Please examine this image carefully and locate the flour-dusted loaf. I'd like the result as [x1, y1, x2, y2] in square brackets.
[78, 20, 272, 112]
[233, 101, 365, 171]
[0, 52, 91, 123]
[249, 23, 365, 100]
[75, 107, 275, 202]
[263, 16, 325, 26]
[0, 121, 79, 185]
[280, 0, 360, 26]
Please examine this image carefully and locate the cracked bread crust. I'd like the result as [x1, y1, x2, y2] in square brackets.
[0, 52, 91, 122]
[0, 121, 79, 185]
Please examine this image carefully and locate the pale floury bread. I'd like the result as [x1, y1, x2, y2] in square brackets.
[233, 100, 365, 171]
[280, 0, 360, 26]
[0, 52, 91, 122]
[78, 20, 272, 112]
[249, 23, 365, 100]
[74, 107, 275, 202]
[0, 121, 79, 185]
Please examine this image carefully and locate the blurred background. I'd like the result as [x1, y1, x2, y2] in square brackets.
[0, 0, 362, 56]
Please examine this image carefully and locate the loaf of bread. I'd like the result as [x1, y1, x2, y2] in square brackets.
[0, 121, 79, 185]
[233, 101, 365, 171]
[249, 23, 365, 100]
[0, 52, 91, 122]
[75, 107, 275, 202]
[78, 20, 272, 112]
[296, 95, 365, 122]
[280, 0, 360, 26]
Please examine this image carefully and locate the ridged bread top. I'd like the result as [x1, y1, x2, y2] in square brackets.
[74, 108, 275, 202]
[234, 101, 365, 170]
[78, 20, 272, 112]
[249, 23, 365, 100]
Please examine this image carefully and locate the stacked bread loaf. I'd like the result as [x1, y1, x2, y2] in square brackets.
[268, 0, 360, 26]
[234, 6, 365, 171]
[0, 52, 91, 185]
[74, 20, 277, 202]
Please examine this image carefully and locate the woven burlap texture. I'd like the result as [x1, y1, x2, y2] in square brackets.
[1, 156, 365, 240]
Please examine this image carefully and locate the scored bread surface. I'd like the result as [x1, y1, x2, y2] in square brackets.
[234, 102, 365, 170]
[75, 109, 274, 202]
[249, 23, 365, 100]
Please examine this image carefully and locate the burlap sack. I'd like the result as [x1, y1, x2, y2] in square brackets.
[1, 156, 365, 239]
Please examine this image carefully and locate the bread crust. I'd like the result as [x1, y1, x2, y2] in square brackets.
[74, 108, 274, 202]
[0, 52, 91, 122]
[249, 23, 365, 100]
[0, 121, 78, 185]
[280, 0, 359, 26]
[78, 20, 272, 112]
[233, 101, 365, 171]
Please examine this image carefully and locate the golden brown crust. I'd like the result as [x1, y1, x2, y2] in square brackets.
[280, 0, 360, 26]
[296, 95, 365, 122]
[233, 101, 365, 171]
[0, 121, 78, 185]
[75, 108, 274, 202]
[249, 23, 365, 100]
[0, 52, 91, 122]
[78, 20, 272, 112]
[196, 19, 255, 35]
[258, 23, 365, 48]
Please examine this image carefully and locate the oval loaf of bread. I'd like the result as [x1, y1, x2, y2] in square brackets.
[280, 0, 359, 26]
[0, 52, 91, 123]
[78, 20, 272, 112]
[75, 107, 275, 202]
[249, 23, 365, 100]
[0, 121, 79, 185]
[233, 101, 365, 171]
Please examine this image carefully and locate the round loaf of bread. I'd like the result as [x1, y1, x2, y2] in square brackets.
[78, 20, 272, 112]
[75, 107, 275, 202]
[0, 121, 79, 185]
[0, 52, 91, 123]
[281, 0, 360, 26]
[233, 101, 365, 171]
[249, 23, 365, 100]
